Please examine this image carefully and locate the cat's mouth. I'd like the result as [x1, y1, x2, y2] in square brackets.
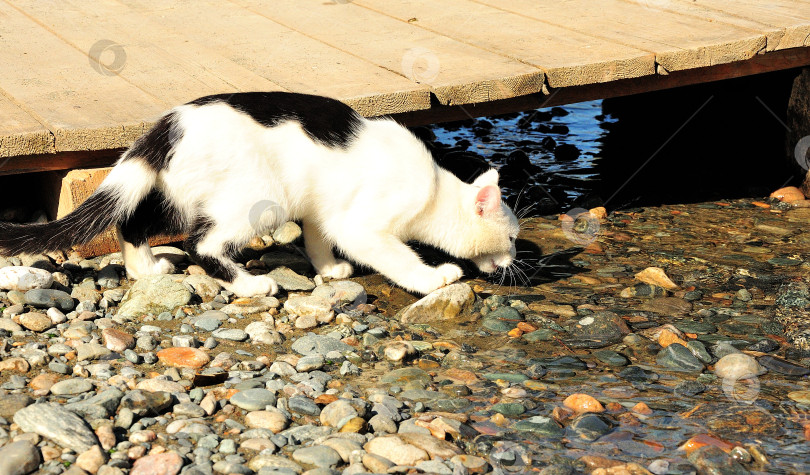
[474, 256, 510, 274]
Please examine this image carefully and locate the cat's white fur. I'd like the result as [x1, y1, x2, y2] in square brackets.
[104, 102, 519, 297]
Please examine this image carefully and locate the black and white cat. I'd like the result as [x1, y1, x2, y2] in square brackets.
[0, 93, 519, 297]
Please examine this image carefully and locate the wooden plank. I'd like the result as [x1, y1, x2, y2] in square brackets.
[621, 0, 810, 52]
[125, 0, 431, 116]
[234, 0, 545, 105]
[392, 46, 810, 126]
[354, 0, 654, 88]
[0, 1, 167, 152]
[475, 0, 767, 73]
[7, 0, 286, 107]
[0, 94, 54, 158]
[0, 149, 122, 177]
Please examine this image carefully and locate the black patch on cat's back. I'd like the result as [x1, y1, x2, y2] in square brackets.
[126, 112, 183, 170]
[189, 92, 363, 149]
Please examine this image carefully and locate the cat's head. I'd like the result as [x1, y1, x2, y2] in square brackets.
[463, 169, 519, 274]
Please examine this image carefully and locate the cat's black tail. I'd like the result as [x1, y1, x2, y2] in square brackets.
[0, 188, 124, 255]
[0, 111, 183, 256]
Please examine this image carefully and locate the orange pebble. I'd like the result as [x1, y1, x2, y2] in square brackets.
[563, 393, 605, 414]
[770, 186, 805, 203]
[507, 328, 523, 338]
[605, 402, 623, 412]
[751, 201, 771, 209]
[631, 402, 653, 415]
[680, 434, 734, 455]
[517, 322, 538, 332]
[658, 329, 688, 348]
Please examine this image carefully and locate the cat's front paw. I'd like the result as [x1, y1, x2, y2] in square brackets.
[319, 260, 353, 280]
[228, 274, 279, 298]
[418, 263, 463, 294]
[152, 258, 175, 275]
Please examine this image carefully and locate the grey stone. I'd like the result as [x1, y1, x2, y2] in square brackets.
[13, 403, 98, 453]
[24, 289, 74, 311]
[231, 389, 277, 411]
[292, 446, 341, 468]
[0, 440, 42, 475]
[288, 397, 320, 416]
[117, 275, 192, 318]
[212, 328, 249, 341]
[50, 378, 94, 396]
[291, 334, 352, 356]
[268, 267, 314, 291]
[397, 283, 474, 323]
[119, 390, 173, 416]
[184, 274, 222, 301]
[296, 354, 325, 372]
[656, 343, 705, 373]
[65, 388, 124, 420]
[76, 342, 112, 361]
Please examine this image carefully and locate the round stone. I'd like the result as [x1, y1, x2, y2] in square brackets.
[50, 378, 94, 396]
[0, 266, 53, 291]
[245, 410, 288, 433]
[230, 389, 277, 411]
[18, 312, 53, 332]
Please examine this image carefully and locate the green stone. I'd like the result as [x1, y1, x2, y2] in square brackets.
[673, 321, 717, 334]
[593, 350, 629, 367]
[512, 416, 564, 438]
[482, 318, 517, 333]
[492, 403, 525, 417]
[523, 328, 557, 342]
[768, 257, 803, 266]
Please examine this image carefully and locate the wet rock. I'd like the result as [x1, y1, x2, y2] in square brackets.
[512, 416, 564, 438]
[705, 405, 783, 438]
[269, 267, 315, 291]
[714, 353, 766, 380]
[640, 297, 692, 316]
[787, 390, 810, 404]
[24, 289, 74, 311]
[674, 380, 706, 397]
[688, 446, 748, 475]
[566, 312, 629, 347]
[568, 413, 612, 441]
[593, 350, 629, 366]
[618, 366, 659, 382]
[776, 282, 810, 308]
[398, 283, 475, 323]
[0, 440, 41, 475]
[13, 403, 98, 452]
[117, 275, 192, 318]
[0, 266, 53, 291]
[757, 355, 810, 376]
[634, 267, 679, 290]
[770, 186, 804, 202]
[563, 394, 605, 414]
[656, 343, 704, 373]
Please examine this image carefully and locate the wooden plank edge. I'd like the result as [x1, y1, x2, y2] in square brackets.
[392, 46, 810, 126]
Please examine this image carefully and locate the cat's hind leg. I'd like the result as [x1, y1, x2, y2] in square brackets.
[185, 217, 278, 297]
[303, 221, 352, 280]
[117, 191, 183, 278]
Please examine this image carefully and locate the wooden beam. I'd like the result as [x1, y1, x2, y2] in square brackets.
[393, 46, 810, 126]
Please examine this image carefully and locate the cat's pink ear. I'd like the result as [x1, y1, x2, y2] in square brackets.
[473, 169, 500, 187]
[475, 185, 501, 216]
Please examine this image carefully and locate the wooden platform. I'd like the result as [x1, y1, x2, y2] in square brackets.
[2, 0, 810, 174]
